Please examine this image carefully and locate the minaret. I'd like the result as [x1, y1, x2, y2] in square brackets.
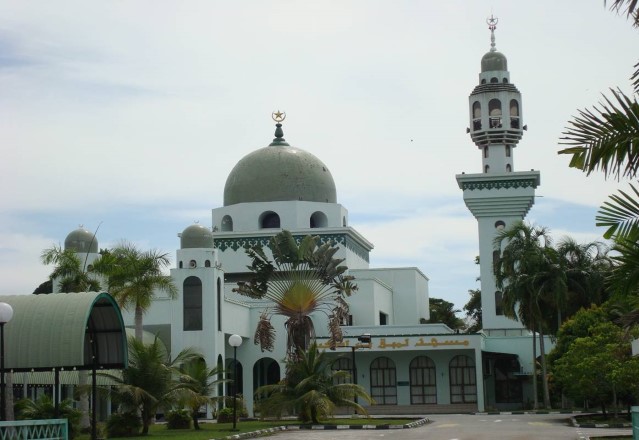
[456, 17, 541, 333]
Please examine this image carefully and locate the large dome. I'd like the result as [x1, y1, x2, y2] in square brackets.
[223, 124, 337, 206]
[64, 227, 98, 253]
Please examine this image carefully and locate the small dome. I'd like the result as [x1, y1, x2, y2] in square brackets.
[224, 132, 337, 206]
[181, 224, 214, 249]
[481, 51, 507, 72]
[64, 227, 98, 253]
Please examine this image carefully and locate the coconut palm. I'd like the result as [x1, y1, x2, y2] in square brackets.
[176, 357, 226, 430]
[255, 343, 372, 423]
[234, 230, 357, 359]
[92, 242, 177, 341]
[41, 245, 101, 293]
[102, 336, 200, 435]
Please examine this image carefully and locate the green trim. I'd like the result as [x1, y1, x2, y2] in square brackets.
[461, 179, 538, 191]
[215, 233, 370, 263]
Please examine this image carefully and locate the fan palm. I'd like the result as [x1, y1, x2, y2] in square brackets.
[41, 245, 101, 293]
[234, 230, 357, 359]
[92, 242, 177, 341]
[255, 343, 372, 423]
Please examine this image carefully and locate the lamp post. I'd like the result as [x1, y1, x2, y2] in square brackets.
[0, 302, 14, 422]
[350, 333, 371, 405]
[228, 334, 242, 431]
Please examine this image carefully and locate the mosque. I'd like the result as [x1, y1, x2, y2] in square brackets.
[55, 18, 544, 416]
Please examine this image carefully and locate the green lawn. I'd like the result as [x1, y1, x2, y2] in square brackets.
[79, 418, 417, 440]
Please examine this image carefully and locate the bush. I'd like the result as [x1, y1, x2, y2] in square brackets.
[15, 396, 82, 439]
[166, 409, 191, 429]
[223, 395, 248, 418]
[106, 412, 142, 438]
[217, 407, 236, 423]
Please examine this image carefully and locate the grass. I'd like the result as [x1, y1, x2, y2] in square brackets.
[77, 418, 417, 440]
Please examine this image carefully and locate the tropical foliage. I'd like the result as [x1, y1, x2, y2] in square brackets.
[15, 395, 82, 439]
[40, 245, 101, 293]
[92, 242, 177, 341]
[102, 336, 200, 435]
[234, 230, 357, 358]
[176, 357, 225, 430]
[463, 289, 482, 333]
[493, 221, 611, 409]
[255, 343, 372, 423]
[426, 297, 465, 330]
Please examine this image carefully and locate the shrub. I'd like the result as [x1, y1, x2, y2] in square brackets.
[223, 395, 248, 418]
[217, 407, 236, 423]
[106, 412, 142, 438]
[166, 409, 191, 429]
[15, 396, 82, 439]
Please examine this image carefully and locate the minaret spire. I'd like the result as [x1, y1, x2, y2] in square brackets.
[487, 15, 498, 52]
[269, 110, 290, 146]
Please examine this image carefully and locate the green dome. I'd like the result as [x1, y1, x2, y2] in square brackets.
[223, 142, 337, 206]
[64, 227, 98, 253]
[181, 224, 214, 249]
[481, 51, 507, 72]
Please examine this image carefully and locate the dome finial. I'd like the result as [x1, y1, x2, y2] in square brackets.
[487, 15, 498, 52]
[269, 110, 290, 146]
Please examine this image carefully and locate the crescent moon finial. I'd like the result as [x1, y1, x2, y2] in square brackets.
[272, 110, 286, 123]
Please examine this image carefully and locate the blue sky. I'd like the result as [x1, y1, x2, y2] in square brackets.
[0, 0, 636, 313]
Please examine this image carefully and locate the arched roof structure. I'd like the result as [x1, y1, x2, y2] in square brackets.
[0, 292, 127, 371]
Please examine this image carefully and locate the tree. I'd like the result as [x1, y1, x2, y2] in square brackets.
[234, 230, 357, 359]
[15, 395, 82, 439]
[463, 289, 482, 333]
[494, 221, 554, 409]
[102, 336, 200, 435]
[426, 298, 465, 331]
[255, 343, 372, 423]
[40, 245, 101, 293]
[92, 243, 177, 341]
[176, 357, 225, 430]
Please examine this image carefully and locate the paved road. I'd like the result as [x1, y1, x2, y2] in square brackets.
[267, 414, 632, 440]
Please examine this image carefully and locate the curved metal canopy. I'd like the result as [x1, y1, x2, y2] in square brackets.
[0, 292, 127, 371]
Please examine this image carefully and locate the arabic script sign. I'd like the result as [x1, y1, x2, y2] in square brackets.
[317, 337, 471, 350]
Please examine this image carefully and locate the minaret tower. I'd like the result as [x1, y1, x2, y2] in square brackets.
[456, 17, 541, 333]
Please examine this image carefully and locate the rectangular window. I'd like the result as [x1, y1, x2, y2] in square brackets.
[379, 312, 388, 326]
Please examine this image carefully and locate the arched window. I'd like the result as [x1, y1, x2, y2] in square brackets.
[331, 357, 353, 385]
[481, 78, 487, 84]
[217, 277, 222, 331]
[410, 356, 437, 404]
[489, 99, 502, 128]
[342, 216, 347, 227]
[183, 276, 202, 331]
[505, 145, 511, 157]
[179, 261, 183, 269]
[253, 358, 280, 393]
[259, 211, 280, 229]
[483, 146, 488, 158]
[227, 358, 244, 397]
[506, 164, 512, 172]
[449, 355, 477, 403]
[472, 101, 482, 130]
[221, 215, 233, 232]
[370, 357, 397, 404]
[484, 165, 490, 173]
[510, 100, 520, 128]
[490, 77, 498, 83]
[205, 260, 211, 267]
[310, 211, 328, 228]
[503, 78, 509, 83]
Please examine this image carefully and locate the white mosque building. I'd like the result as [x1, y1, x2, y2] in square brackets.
[58, 19, 545, 416]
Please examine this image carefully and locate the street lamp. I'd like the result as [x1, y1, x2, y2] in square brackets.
[350, 333, 371, 405]
[0, 302, 14, 421]
[228, 334, 242, 431]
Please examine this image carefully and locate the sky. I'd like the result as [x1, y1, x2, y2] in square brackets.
[0, 1, 637, 314]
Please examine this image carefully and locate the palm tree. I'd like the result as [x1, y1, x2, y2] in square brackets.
[102, 336, 200, 435]
[176, 357, 225, 430]
[494, 221, 553, 409]
[255, 343, 372, 423]
[41, 245, 101, 292]
[92, 242, 177, 341]
[234, 230, 357, 359]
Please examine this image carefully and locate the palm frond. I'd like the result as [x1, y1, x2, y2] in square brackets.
[596, 181, 639, 239]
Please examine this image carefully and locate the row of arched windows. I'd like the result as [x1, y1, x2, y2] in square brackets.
[218, 211, 335, 231]
[481, 77, 509, 85]
[472, 99, 520, 130]
[332, 355, 477, 405]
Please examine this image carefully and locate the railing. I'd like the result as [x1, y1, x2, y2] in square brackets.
[0, 420, 68, 440]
